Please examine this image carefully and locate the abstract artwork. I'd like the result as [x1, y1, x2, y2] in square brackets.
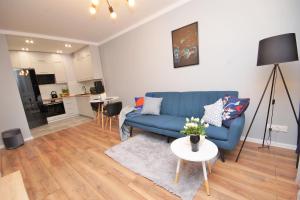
[172, 22, 199, 68]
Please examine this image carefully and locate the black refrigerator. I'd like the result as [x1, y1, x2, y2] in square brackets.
[14, 69, 48, 129]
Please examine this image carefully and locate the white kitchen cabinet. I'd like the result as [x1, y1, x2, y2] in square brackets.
[54, 61, 67, 83]
[63, 97, 79, 117]
[11, 52, 68, 83]
[10, 52, 21, 67]
[76, 96, 94, 118]
[72, 45, 103, 82]
[31, 54, 55, 74]
[33, 59, 55, 74]
[9, 51, 31, 68]
[89, 45, 103, 80]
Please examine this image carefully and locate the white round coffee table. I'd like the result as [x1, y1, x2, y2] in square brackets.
[170, 136, 218, 195]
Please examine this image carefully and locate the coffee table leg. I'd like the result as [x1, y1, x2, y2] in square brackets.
[206, 160, 212, 174]
[202, 161, 210, 195]
[175, 159, 181, 183]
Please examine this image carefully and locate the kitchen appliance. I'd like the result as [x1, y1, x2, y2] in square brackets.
[51, 91, 58, 99]
[36, 74, 56, 85]
[90, 87, 96, 94]
[14, 69, 48, 128]
[45, 101, 66, 117]
[94, 80, 105, 94]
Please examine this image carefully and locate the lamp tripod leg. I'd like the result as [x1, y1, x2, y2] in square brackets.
[261, 64, 277, 148]
[236, 66, 276, 162]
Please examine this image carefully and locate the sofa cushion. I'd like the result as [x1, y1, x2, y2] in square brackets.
[126, 113, 228, 141]
[126, 114, 186, 132]
[134, 97, 144, 110]
[202, 98, 224, 127]
[146, 92, 181, 116]
[222, 96, 250, 127]
[146, 91, 238, 118]
[206, 125, 229, 141]
[140, 97, 163, 115]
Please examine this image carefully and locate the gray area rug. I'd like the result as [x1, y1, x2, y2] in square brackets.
[105, 133, 218, 200]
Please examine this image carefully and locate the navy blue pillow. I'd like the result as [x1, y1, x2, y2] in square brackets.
[222, 96, 250, 127]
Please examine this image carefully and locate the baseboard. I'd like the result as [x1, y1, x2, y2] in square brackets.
[240, 136, 297, 150]
[24, 136, 33, 142]
[0, 136, 34, 150]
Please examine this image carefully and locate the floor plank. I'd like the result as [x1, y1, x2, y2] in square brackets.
[0, 148, 2, 177]
[0, 120, 298, 200]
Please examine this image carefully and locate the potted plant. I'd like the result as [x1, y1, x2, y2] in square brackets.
[181, 117, 209, 152]
[61, 88, 69, 97]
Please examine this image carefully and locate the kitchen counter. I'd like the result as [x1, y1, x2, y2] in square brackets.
[42, 93, 92, 102]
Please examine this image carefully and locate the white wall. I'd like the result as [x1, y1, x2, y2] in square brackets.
[99, 0, 300, 146]
[0, 34, 32, 146]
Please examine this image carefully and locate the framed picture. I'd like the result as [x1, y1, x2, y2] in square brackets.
[172, 22, 199, 68]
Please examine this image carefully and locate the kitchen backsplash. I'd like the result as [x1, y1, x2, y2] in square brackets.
[67, 80, 95, 95]
[39, 83, 68, 100]
[39, 80, 96, 100]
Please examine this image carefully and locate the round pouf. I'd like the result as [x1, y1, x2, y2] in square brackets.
[2, 128, 24, 150]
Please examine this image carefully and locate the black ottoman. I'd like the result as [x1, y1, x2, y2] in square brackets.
[2, 128, 24, 149]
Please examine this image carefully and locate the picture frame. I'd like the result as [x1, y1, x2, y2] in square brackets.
[171, 22, 199, 68]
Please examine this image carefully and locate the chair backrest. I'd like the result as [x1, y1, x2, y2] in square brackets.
[146, 91, 238, 118]
[90, 102, 103, 112]
[105, 101, 122, 116]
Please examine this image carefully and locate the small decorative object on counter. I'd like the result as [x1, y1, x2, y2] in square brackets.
[181, 117, 208, 152]
[61, 88, 69, 97]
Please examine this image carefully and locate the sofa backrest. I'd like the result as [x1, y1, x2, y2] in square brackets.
[146, 91, 238, 118]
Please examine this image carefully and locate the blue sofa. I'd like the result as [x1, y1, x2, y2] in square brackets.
[125, 91, 245, 161]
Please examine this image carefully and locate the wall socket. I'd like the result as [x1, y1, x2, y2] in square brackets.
[267, 124, 288, 133]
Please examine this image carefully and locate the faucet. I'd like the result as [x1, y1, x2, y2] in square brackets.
[82, 86, 87, 94]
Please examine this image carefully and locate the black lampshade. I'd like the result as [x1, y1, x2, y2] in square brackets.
[257, 33, 299, 66]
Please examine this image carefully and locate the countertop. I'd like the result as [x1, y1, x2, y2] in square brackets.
[42, 93, 91, 102]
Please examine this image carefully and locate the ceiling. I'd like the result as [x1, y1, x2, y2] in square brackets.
[6, 35, 86, 54]
[0, 0, 186, 44]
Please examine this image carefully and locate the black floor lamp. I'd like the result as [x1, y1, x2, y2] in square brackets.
[236, 33, 299, 165]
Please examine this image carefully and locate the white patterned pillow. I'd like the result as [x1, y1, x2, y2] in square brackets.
[201, 99, 223, 127]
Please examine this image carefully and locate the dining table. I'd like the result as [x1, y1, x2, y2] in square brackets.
[89, 96, 119, 128]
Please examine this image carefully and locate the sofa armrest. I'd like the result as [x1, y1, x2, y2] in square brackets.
[227, 114, 245, 150]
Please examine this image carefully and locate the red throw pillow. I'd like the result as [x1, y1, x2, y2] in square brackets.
[135, 97, 144, 110]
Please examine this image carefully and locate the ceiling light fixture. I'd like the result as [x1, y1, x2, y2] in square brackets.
[25, 39, 34, 44]
[91, 0, 99, 6]
[89, 0, 135, 18]
[65, 44, 72, 48]
[56, 50, 63, 54]
[127, 0, 135, 7]
[108, 5, 117, 19]
[22, 47, 29, 51]
[106, 0, 117, 19]
[89, 3, 97, 15]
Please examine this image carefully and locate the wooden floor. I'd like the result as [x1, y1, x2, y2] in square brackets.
[0, 120, 298, 200]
